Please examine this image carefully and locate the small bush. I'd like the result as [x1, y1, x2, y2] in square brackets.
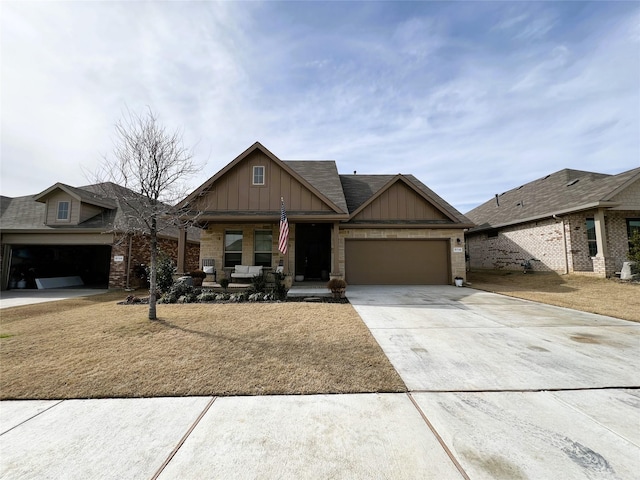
[160, 282, 201, 304]
[190, 269, 206, 279]
[327, 278, 347, 291]
[272, 271, 287, 301]
[249, 273, 267, 294]
[219, 278, 230, 290]
[197, 291, 218, 302]
[147, 251, 176, 293]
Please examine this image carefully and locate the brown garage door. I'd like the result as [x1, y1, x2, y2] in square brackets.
[345, 239, 449, 285]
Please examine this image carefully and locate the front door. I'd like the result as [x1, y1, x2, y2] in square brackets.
[295, 223, 331, 281]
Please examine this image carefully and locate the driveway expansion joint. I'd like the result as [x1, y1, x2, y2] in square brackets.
[150, 396, 217, 480]
[407, 392, 471, 480]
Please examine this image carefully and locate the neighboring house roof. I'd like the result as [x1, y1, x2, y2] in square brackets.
[466, 167, 640, 232]
[34, 182, 117, 209]
[1, 182, 199, 242]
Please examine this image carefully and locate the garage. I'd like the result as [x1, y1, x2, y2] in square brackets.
[7, 245, 112, 289]
[345, 239, 450, 285]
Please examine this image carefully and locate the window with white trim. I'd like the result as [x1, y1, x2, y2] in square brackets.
[252, 166, 265, 185]
[57, 201, 70, 221]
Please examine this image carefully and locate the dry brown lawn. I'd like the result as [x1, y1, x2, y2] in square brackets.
[468, 270, 640, 322]
[0, 293, 406, 400]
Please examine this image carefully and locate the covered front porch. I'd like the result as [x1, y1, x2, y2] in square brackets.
[176, 221, 342, 283]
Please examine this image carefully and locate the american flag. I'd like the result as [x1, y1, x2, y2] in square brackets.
[278, 197, 289, 255]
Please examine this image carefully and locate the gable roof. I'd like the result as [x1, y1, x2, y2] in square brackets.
[284, 161, 348, 214]
[1, 182, 199, 241]
[33, 182, 117, 209]
[340, 174, 473, 224]
[466, 167, 640, 232]
[178, 142, 348, 215]
[177, 141, 472, 227]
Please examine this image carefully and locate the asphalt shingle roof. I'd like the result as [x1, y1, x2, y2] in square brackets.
[465, 167, 640, 231]
[284, 161, 348, 213]
[1, 182, 199, 241]
[339, 174, 472, 224]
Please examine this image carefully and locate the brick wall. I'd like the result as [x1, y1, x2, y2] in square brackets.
[467, 218, 566, 272]
[468, 209, 640, 276]
[108, 233, 199, 289]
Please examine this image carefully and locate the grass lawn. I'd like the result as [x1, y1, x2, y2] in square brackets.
[468, 270, 640, 322]
[0, 292, 406, 400]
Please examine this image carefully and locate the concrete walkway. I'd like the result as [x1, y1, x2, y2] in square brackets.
[1, 286, 639, 479]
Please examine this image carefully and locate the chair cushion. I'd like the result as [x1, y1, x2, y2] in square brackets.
[203, 266, 215, 274]
[235, 265, 249, 274]
[248, 266, 262, 275]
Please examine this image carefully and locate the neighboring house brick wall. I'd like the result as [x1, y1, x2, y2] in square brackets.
[108, 234, 199, 289]
[467, 219, 566, 272]
[339, 228, 466, 280]
[468, 210, 638, 276]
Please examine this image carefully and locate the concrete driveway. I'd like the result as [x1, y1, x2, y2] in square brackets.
[349, 285, 640, 479]
[1, 286, 638, 479]
[0, 288, 107, 309]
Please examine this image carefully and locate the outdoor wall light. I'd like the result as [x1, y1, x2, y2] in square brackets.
[456, 238, 462, 244]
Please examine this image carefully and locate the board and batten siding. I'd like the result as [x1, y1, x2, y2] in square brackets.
[352, 182, 449, 222]
[193, 151, 333, 213]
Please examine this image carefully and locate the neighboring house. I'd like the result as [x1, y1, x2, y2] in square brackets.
[465, 167, 640, 277]
[176, 142, 473, 285]
[0, 182, 200, 290]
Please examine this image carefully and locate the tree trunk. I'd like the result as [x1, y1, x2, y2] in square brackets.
[148, 217, 158, 320]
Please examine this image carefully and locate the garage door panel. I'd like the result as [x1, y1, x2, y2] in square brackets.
[346, 239, 449, 285]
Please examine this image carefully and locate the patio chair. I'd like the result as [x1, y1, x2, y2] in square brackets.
[201, 258, 217, 282]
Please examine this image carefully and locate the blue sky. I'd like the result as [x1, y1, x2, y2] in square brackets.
[1, 1, 638, 213]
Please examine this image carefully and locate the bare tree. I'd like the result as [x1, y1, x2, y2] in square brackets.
[97, 108, 199, 319]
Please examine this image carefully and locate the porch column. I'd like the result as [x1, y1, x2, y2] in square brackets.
[593, 209, 608, 258]
[593, 209, 613, 277]
[177, 227, 187, 274]
[331, 222, 340, 276]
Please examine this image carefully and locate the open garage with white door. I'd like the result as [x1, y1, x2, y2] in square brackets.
[345, 239, 450, 285]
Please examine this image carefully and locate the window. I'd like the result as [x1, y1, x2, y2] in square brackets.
[57, 201, 70, 221]
[627, 218, 640, 250]
[224, 230, 243, 267]
[253, 166, 265, 185]
[254, 230, 272, 267]
[586, 218, 597, 257]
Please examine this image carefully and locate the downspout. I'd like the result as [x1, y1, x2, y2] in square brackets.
[554, 214, 569, 275]
[125, 233, 133, 290]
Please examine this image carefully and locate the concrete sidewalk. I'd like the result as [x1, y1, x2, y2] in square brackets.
[1, 285, 639, 479]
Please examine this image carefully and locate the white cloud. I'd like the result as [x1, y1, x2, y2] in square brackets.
[1, 1, 638, 215]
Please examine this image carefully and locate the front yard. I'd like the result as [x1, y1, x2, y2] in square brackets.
[467, 270, 640, 322]
[0, 292, 406, 399]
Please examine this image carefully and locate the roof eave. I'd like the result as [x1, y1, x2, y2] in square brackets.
[468, 201, 621, 233]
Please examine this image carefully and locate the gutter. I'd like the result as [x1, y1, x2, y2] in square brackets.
[468, 201, 620, 234]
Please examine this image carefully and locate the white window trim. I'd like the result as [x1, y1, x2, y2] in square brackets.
[252, 166, 265, 185]
[56, 201, 70, 221]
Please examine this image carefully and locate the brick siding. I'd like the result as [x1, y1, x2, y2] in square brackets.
[108, 234, 199, 289]
[468, 209, 639, 276]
